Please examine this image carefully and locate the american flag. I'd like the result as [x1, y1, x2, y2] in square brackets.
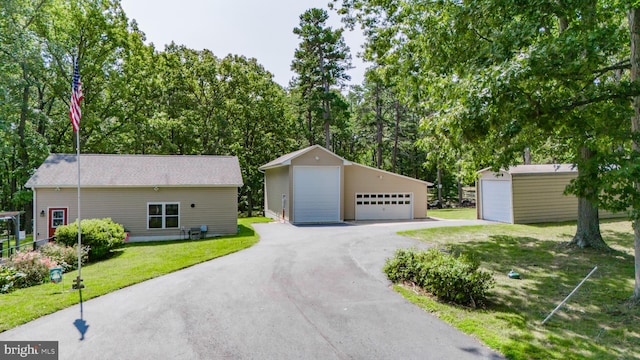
[70, 60, 83, 132]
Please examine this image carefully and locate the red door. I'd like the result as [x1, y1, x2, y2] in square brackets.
[48, 208, 68, 238]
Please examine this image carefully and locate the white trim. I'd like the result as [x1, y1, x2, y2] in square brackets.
[146, 202, 181, 230]
[32, 188, 37, 239]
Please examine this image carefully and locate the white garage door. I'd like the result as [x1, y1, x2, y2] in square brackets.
[481, 180, 512, 223]
[355, 193, 412, 220]
[293, 166, 341, 223]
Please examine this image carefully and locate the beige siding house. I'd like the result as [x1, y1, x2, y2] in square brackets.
[477, 164, 622, 224]
[25, 154, 243, 242]
[260, 145, 430, 224]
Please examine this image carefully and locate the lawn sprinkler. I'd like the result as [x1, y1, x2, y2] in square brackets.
[508, 269, 521, 279]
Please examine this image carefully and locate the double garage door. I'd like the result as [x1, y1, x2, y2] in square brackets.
[355, 193, 412, 220]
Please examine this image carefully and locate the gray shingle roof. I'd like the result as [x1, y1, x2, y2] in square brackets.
[508, 164, 576, 174]
[478, 164, 577, 175]
[25, 154, 243, 188]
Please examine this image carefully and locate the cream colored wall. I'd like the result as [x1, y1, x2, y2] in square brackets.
[511, 173, 624, 223]
[263, 167, 290, 221]
[290, 147, 344, 167]
[289, 147, 345, 223]
[344, 164, 428, 220]
[34, 187, 238, 241]
[511, 174, 577, 223]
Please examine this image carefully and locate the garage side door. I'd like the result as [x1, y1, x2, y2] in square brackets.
[481, 180, 512, 223]
[293, 166, 340, 223]
[355, 193, 412, 220]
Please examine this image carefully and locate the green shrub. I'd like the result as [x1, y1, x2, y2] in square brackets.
[55, 218, 125, 261]
[383, 248, 495, 307]
[0, 266, 24, 293]
[7, 251, 58, 288]
[39, 242, 89, 272]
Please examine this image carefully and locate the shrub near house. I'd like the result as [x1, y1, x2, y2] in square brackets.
[4, 251, 56, 288]
[39, 242, 88, 272]
[55, 218, 125, 261]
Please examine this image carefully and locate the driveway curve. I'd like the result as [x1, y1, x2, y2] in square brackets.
[0, 219, 504, 359]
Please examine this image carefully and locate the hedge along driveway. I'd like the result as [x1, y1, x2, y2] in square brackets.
[0, 217, 270, 332]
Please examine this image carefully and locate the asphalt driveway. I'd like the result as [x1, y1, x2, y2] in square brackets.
[0, 219, 504, 359]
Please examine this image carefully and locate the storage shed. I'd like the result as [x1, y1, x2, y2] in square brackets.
[260, 145, 430, 224]
[25, 154, 243, 242]
[476, 164, 621, 224]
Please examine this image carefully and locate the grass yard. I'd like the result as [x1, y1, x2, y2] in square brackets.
[398, 220, 639, 360]
[428, 207, 477, 220]
[1, 234, 34, 258]
[0, 217, 270, 332]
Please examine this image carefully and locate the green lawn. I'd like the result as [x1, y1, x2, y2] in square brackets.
[398, 220, 639, 360]
[428, 207, 476, 220]
[1, 234, 34, 258]
[0, 217, 270, 332]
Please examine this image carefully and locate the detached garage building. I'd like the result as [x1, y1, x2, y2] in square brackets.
[260, 145, 430, 224]
[477, 164, 621, 224]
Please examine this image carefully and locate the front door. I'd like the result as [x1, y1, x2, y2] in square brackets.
[48, 208, 68, 238]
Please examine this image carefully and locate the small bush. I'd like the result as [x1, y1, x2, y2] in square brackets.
[55, 218, 125, 261]
[0, 266, 24, 293]
[383, 248, 495, 307]
[7, 251, 58, 288]
[39, 242, 89, 272]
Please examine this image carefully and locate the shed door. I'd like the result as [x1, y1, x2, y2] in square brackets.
[481, 180, 512, 223]
[355, 193, 412, 220]
[293, 166, 340, 223]
[48, 207, 68, 238]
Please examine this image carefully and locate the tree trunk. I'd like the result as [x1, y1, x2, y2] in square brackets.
[572, 196, 606, 248]
[306, 107, 314, 145]
[392, 100, 400, 173]
[19, 63, 32, 233]
[437, 162, 443, 204]
[247, 188, 253, 218]
[634, 221, 640, 300]
[457, 162, 463, 205]
[319, 55, 331, 149]
[523, 147, 531, 165]
[375, 82, 383, 168]
[323, 105, 330, 149]
[570, 146, 609, 249]
[628, 7, 640, 300]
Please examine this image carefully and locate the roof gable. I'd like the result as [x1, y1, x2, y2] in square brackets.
[259, 145, 350, 170]
[25, 154, 243, 188]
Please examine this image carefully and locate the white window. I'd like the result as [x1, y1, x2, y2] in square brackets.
[51, 210, 65, 227]
[147, 202, 180, 229]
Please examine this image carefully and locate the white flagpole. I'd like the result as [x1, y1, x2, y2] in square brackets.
[76, 128, 82, 288]
[72, 56, 83, 290]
